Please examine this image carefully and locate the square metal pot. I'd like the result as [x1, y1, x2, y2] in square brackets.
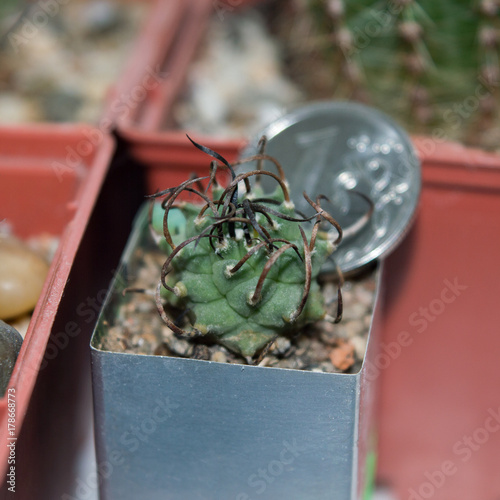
[91, 204, 384, 500]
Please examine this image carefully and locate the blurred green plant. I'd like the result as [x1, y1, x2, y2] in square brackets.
[270, 0, 500, 150]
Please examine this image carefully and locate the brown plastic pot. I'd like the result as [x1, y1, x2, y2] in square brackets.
[0, 125, 114, 489]
[376, 137, 500, 499]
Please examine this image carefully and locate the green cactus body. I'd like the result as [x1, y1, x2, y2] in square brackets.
[151, 183, 335, 358]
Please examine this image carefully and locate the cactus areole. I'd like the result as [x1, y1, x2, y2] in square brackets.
[149, 136, 344, 359]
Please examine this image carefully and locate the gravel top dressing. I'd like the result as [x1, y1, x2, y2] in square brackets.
[98, 243, 377, 373]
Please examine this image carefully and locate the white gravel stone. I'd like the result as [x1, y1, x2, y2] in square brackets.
[350, 335, 367, 360]
[354, 284, 375, 307]
[341, 302, 369, 322]
[212, 351, 228, 364]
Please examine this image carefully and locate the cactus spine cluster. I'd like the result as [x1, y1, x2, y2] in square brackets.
[150, 137, 342, 359]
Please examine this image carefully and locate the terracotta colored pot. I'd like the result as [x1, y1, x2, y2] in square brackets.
[377, 138, 500, 499]
[118, 128, 245, 192]
[0, 125, 114, 495]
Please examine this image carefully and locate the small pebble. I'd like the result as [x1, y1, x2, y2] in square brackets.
[319, 322, 341, 345]
[169, 336, 193, 357]
[306, 338, 330, 363]
[137, 300, 155, 314]
[363, 314, 373, 329]
[212, 351, 227, 364]
[354, 285, 374, 307]
[318, 361, 337, 373]
[341, 302, 368, 322]
[321, 283, 338, 304]
[0, 237, 49, 320]
[363, 278, 377, 292]
[322, 322, 362, 343]
[154, 343, 171, 357]
[161, 325, 174, 343]
[329, 340, 356, 371]
[0, 320, 23, 396]
[275, 356, 308, 370]
[269, 336, 292, 357]
[338, 288, 353, 307]
[192, 344, 211, 361]
[344, 319, 365, 338]
[131, 330, 158, 354]
[130, 334, 145, 348]
[350, 336, 367, 360]
[101, 326, 128, 352]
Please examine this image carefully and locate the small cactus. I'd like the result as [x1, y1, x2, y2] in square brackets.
[149, 137, 343, 359]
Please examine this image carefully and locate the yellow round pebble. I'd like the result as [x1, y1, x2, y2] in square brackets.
[0, 237, 49, 320]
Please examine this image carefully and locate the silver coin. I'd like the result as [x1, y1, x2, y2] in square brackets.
[241, 101, 421, 273]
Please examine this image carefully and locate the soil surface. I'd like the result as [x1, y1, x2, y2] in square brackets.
[99, 245, 377, 373]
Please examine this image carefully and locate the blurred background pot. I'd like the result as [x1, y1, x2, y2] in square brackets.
[103, 0, 213, 131]
[376, 138, 500, 499]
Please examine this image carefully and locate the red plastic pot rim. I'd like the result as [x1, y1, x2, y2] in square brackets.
[120, 128, 245, 163]
[413, 135, 500, 190]
[118, 110, 500, 194]
[120, 128, 500, 190]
